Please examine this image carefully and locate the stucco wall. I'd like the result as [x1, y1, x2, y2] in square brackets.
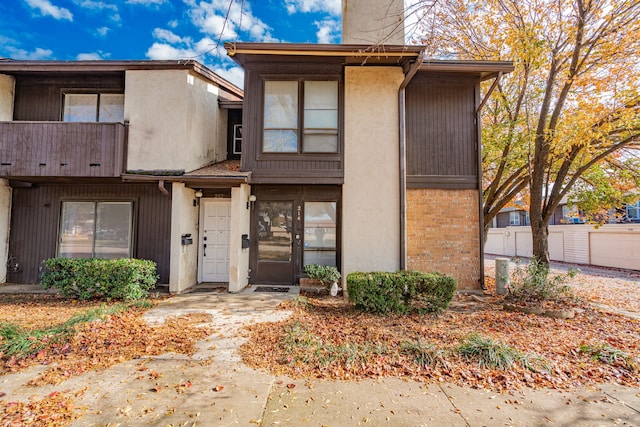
[0, 74, 15, 121]
[342, 0, 405, 44]
[229, 184, 251, 292]
[124, 70, 222, 172]
[169, 183, 199, 293]
[342, 67, 403, 277]
[407, 188, 481, 290]
[0, 179, 11, 283]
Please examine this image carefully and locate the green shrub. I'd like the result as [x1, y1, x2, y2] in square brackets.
[40, 258, 158, 301]
[346, 272, 407, 314]
[303, 264, 341, 289]
[405, 271, 457, 313]
[507, 258, 577, 303]
[347, 271, 456, 314]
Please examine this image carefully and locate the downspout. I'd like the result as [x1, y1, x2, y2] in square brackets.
[398, 50, 425, 270]
[475, 71, 503, 290]
[158, 180, 170, 197]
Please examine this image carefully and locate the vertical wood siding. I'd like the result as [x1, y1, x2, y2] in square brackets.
[406, 73, 478, 185]
[0, 122, 125, 177]
[7, 183, 171, 284]
[13, 74, 124, 121]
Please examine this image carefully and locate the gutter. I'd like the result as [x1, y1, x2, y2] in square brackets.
[398, 50, 425, 270]
[121, 173, 249, 193]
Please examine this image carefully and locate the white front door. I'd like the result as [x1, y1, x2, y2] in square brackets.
[200, 199, 231, 282]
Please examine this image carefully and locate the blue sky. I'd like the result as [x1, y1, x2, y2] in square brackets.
[0, 0, 343, 87]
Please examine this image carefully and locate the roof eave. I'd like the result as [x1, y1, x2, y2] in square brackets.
[418, 60, 515, 80]
[0, 59, 243, 99]
[224, 42, 424, 66]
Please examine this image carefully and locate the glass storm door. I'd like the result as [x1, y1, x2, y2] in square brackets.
[254, 200, 296, 284]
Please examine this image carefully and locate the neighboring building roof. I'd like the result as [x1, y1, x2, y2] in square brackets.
[0, 59, 243, 100]
[224, 42, 514, 79]
[122, 160, 249, 187]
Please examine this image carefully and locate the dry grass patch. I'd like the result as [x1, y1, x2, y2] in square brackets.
[241, 296, 640, 391]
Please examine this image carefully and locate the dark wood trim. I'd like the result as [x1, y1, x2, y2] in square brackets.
[249, 185, 341, 285]
[255, 74, 343, 160]
[240, 63, 345, 184]
[407, 175, 478, 189]
[249, 176, 343, 185]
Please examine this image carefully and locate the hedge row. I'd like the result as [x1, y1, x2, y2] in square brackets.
[40, 258, 158, 301]
[347, 270, 456, 314]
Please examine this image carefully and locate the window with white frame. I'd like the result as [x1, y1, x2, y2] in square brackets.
[233, 124, 242, 155]
[63, 93, 124, 122]
[509, 211, 520, 226]
[263, 80, 338, 153]
[627, 201, 640, 220]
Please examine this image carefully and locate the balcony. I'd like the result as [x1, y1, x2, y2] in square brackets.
[0, 121, 126, 178]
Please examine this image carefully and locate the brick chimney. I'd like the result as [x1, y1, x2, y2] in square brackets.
[342, 0, 405, 45]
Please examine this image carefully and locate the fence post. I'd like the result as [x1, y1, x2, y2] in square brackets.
[495, 258, 510, 295]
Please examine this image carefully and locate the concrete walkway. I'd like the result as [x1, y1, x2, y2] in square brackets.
[2, 282, 640, 425]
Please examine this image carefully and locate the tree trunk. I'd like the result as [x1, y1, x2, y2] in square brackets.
[483, 222, 490, 246]
[530, 217, 550, 264]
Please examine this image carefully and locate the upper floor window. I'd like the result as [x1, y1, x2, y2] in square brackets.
[263, 80, 338, 154]
[509, 211, 520, 226]
[63, 93, 124, 122]
[233, 124, 243, 155]
[627, 201, 640, 220]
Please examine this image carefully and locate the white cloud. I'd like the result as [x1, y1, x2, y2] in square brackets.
[168, 19, 179, 29]
[193, 37, 226, 57]
[24, 0, 73, 21]
[185, 0, 275, 43]
[285, 0, 341, 16]
[126, 0, 166, 5]
[146, 42, 196, 60]
[96, 26, 110, 37]
[152, 28, 190, 44]
[75, 0, 120, 22]
[145, 34, 227, 61]
[7, 46, 54, 60]
[77, 52, 109, 60]
[314, 19, 340, 43]
[212, 66, 245, 89]
[199, 13, 238, 39]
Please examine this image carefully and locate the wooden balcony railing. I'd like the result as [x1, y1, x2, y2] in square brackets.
[0, 121, 126, 178]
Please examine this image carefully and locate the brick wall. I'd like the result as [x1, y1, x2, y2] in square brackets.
[406, 188, 481, 290]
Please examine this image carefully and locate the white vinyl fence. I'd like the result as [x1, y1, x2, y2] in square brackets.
[485, 224, 640, 271]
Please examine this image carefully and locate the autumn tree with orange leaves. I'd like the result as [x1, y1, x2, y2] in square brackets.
[411, 0, 640, 264]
